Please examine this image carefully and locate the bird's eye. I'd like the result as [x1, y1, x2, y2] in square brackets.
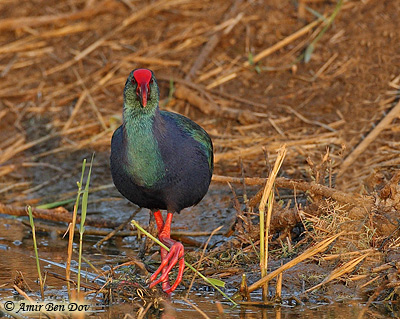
[149, 78, 153, 84]
[131, 77, 137, 85]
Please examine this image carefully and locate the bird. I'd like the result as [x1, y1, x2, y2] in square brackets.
[110, 68, 213, 294]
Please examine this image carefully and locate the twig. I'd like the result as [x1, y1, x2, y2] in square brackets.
[44, 0, 189, 76]
[182, 298, 211, 319]
[275, 267, 283, 300]
[212, 175, 373, 209]
[72, 68, 107, 130]
[0, 202, 122, 228]
[95, 208, 141, 247]
[173, 83, 260, 124]
[13, 285, 34, 302]
[63, 90, 88, 132]
[321, 248, 376, 261]
[357, 279, 389, 319]
[0, 0, 114, 31]
[305, 252, 371, 293]
[284, 105, 337, 132]
[46, 272, 99, 290]
[339, 100, 400, 176]
[206, 18, 323, 89]
[20, 219, 223, 237]
[185, 0, 243, 81]
[185, 225, 223, 297]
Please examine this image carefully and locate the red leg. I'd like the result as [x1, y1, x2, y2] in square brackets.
[149, 212, 185, 294]
[153, 210, 164, 230]
[153, 210, 171, 291]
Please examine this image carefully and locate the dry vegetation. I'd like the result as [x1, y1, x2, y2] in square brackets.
[1, 0, 400, 315]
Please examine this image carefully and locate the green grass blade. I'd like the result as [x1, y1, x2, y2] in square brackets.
[205, 277, 225, 288]
[304, 44, 314, 63]
[304, 0, 343, 63]
[80, 155, 94, 234]
[78, 159, 87, 189]
[37, 198, 76, 209]
[77, 154, 94, 291]
[66, 158, 87, 297]
[247, 52, 254, 65]
[27, 206, 44, 299]
[305, 6, 326, 20]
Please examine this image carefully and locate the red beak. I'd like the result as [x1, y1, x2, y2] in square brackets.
[133, 69, 152, 108]
[138, 82, 148, 107]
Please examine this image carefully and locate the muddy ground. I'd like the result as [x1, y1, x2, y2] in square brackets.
[1, 0, 400, 318]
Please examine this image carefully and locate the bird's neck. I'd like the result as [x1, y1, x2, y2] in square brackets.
[122, 105, 165, 188]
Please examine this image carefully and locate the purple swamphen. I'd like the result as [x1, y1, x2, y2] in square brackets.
[110, 69, 213, 293]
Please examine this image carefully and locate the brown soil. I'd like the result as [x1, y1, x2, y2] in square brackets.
[1, 0, 400, 314]
[0, 0, 399, 189]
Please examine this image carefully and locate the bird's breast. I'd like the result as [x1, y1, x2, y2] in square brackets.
[124, 126, 165, 188]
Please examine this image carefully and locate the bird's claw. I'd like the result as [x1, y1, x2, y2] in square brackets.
[149, 241, 185, 294]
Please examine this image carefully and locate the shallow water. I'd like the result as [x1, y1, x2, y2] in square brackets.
[0, 217, 393, 319]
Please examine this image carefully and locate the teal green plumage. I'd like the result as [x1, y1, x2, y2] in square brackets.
[123, 111, 165, 188]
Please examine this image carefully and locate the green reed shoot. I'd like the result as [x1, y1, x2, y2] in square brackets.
[304, 0, 343, 63]
[77, 154, 94, 291]
[27, 205, 44, 299]
[37, 198, 76, 210]
[66, 158, 87, 297]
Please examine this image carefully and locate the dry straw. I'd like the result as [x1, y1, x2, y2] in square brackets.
[258, 145, 287, 300]
[305, 252, 371, 293]
[248, 231, 344, 293]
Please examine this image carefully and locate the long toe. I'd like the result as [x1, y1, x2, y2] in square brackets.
[160, 248, 171, 292]
[149, 241, 184, 292]
[165, 254, 185, 294]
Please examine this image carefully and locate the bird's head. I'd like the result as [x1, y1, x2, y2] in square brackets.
[123, 68, 159, 112]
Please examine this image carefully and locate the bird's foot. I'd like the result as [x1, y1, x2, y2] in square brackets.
[149, 239, 185, 294]
[160, 247, 171, 292]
